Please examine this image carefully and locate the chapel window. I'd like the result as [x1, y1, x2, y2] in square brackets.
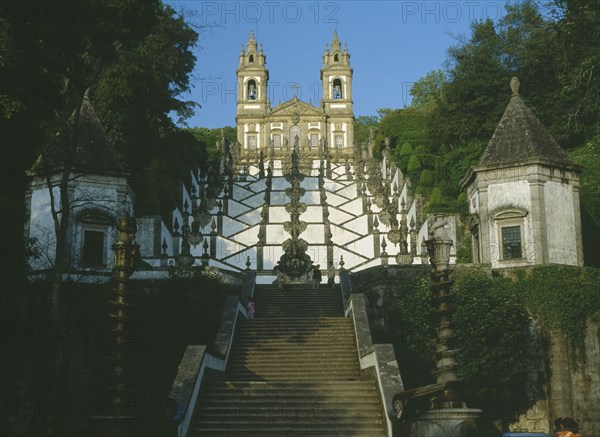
[501, 226, 522, 259]
[82, 230, 105, 266]
[493, 209, 527, 261]
[249, 54, 254, 63]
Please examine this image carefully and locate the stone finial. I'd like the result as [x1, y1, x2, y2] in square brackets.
[510, 77, 520, 96]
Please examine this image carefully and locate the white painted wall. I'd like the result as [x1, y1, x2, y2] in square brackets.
[545, 181, 578, 265]
[487, 181, 533, 267]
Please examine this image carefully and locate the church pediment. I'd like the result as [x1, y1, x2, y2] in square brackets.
[270, 98, 324, 118]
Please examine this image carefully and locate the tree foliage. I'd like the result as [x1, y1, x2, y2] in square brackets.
[354, 115, 380, 147]
[388, 269, 532, 421]
[1, 0, 202, 246]
[510, 265, 600, 364]
[409, 70, 447, 112]
[379, 108, 428, 151]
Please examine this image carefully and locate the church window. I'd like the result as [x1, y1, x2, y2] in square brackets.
[334, 54, 339, 62]
[335, 134, 343, 148]
[289, 125, 301, 149]
[501, 226, 522, 259]
[247, 80, 257, 100]
[310, 134, 319, 148]
[273, 134, 281, 149]
[82, 230, 105, 266]
[333, 79, 342, 99]
[248, 135, 257, 149]
[249, 54, 254, 63]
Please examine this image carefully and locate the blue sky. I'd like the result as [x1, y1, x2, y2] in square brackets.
[166, 1, 508, 128]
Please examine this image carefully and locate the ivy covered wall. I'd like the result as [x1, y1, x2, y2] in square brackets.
[351, 264, 600, 433]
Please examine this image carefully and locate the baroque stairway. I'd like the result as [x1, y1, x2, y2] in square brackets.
[191, 284, 386, 436]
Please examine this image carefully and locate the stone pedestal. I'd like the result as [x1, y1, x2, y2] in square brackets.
[411, 408, 483, 437]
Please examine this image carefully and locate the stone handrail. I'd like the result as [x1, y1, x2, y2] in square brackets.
[340, 269, 404, 437]
[169, 271, 256, 437]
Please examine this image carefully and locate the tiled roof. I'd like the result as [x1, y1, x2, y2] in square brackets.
[479, 77, 572, 168]
[31, 93, 125, 175]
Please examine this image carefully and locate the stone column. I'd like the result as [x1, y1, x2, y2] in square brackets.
[529, 174, 549, 264]
[411, 214, 483, 437]
[571, 176, 584, 266]
[477, 181, 491, 264]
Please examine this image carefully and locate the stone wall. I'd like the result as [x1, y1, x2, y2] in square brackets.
[510, 319, 600, 436]
[350, 265, 429, 341]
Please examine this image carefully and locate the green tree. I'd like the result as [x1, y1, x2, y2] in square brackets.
[354, 115, 380, 147]
[551, 0, 600, 145]
[379, 108, 428, 150]
[569, 135, 600, 265]
[409, 70, 447, 112]
[429, 18, 509, 148]
[0, 2, 199, 432]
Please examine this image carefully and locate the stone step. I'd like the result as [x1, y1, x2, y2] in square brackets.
[227, 366, 360, 375]
[194, 408, 381, 422]
[237, 318, 351, 326]
[194, 430, 385, 437]
[237, 334, 356, 344]
[230, 350, 357, 358]
[225, 371, 361, 380]
[253, 308, 342, 314]
[204, 380, 376, 390]
[190, 285, 385, 437]
[198, 394, 380, 403]
[229, 354, 358, 362]
[194, 418, 385, 427]
[194, 426, 385, 437]
[233, 337, 355, 345]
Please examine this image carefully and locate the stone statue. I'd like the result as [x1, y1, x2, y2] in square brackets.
[248, 82, 256, 100]
[430, 214, 450, 241]
[333, 84, 342, 99]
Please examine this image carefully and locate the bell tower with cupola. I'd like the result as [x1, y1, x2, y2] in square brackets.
[321, 31, 354, 151]
[236, 31, 269, 149]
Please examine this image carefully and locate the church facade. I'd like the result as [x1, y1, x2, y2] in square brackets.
[235, 31, 354, 159]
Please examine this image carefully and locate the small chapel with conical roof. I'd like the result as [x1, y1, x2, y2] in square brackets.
[462, 77, 584, 267]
